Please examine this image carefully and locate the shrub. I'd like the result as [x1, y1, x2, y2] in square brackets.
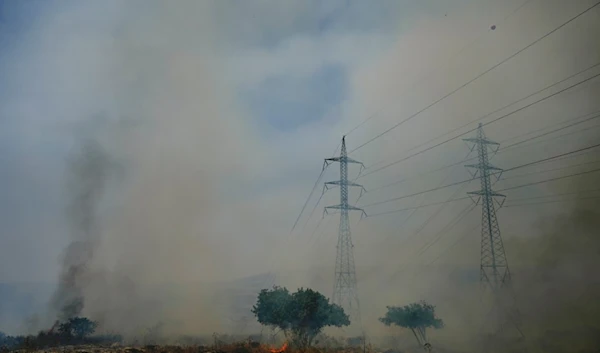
[252, 286, 350, 350]
[379, 301, 443, 352]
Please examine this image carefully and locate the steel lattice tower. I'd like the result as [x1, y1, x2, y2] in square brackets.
[464, 123, 510, 289]
[323, 136, 366, 328]
[464, 123, 524, 342]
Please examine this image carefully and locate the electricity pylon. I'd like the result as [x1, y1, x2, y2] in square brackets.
[323, 136, 366, 330]
[464, 123, 524, 344]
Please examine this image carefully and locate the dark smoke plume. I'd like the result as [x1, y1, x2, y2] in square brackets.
[497, 151, 600, 351]
[51, 139, 114, 321]
[508, 205, 600, 351]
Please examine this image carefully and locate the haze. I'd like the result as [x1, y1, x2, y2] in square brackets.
[1, 0, 599, 349]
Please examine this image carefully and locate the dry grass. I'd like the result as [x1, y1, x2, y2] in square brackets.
[6, 341, 384, 353]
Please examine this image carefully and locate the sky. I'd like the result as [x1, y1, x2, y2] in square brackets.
[1, 0, 600, 344]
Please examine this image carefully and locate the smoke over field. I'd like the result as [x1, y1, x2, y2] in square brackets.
[51, 140, 112, 321]
[0, 0, 599, 351]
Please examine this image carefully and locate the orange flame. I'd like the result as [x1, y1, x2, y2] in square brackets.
[269, 342, 288, 353]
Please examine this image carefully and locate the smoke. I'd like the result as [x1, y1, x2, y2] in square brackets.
[50, 139, 114, 321]
[505, 197, 600, 350]
[1, 0, 599, 348]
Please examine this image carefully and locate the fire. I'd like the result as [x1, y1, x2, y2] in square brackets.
[269, 342, 288, 353]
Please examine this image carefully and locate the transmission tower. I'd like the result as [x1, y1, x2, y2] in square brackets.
[464, 123, 510, 289]
[323, 136, 366, 330]
[464, 123, 524, 342]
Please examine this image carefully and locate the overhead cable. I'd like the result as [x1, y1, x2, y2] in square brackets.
[349, 1, 600, 153]
[365, 110, 600, 195]
[361, 142, 600, 208]
[343, 0, 533, 137]
[358, 70, 600, 179]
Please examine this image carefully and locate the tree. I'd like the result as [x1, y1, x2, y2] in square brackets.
[252, 286, 350, 350]
[379, 301, 443, 352]
[58, 317, 98, 340]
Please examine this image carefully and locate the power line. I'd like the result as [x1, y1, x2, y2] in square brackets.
[361, 142, 600, 208]
[500, 159, 600, 181]
[503, 0, 533, 21]
[504, 195, 600, 207]
[302, 167, 364, 231]
[497, 166, 600, 193]
[291, 142, 343, 233]
[387, 173, 600, 282]
[344, 113, 378, 136]
[358, 70, 600, 179]
[416, 203, 477, 256]
[343, 0, 532, 138]
[366, 197, 470, 217]
[392, 192, 600, 277]
[389, 203, 477, 282]
[291, 167, 327, 232]
[499, 114, 600, 153]
[302, 191, 326, 231]
[363, 65, 599, 179]
[507, 188, 600, 202]
[400, 193, 600, 282]
[263, 143, 340, 290]
[500, 108, 600, 146]
[400, 62, 600, 158]
[367, 177, 600, 218]
[381, 152, 472, 244]
[349, 1, 600, 153]
[428, 223, 480, 265]
[502, 142, 600, 173]
[363, 110, 600, 195]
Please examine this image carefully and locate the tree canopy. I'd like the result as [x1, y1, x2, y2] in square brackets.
[252, 286, 350, 349]
[379, 301, 443, 330]
[58, 317, 98, 339]
[379, 301, 443, 352]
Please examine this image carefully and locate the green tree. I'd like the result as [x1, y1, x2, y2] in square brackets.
[58, 317, 98, 340]
[379, 301, 443, 352]
[252, 286, 350, 350]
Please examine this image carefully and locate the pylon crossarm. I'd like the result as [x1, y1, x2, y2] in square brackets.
[467, 192, 482, 205]
[465, 163, 502, 172]
[464, 139, 477, 152]
[494, 197, 506, 209]
[325, 156, 364, 165]
[324, 158, 338, 169]
[345, 156, 363, 165]
[358, 162, 366, 174]
[325, 180, 365, 188]
[325, 205, 365, 212]
[463, 137, 500, 146]
[489, 144, 501, 154]
[493, 170, 504, 182]
[326, 205, 341, 210]
[465, 164, 480, 178]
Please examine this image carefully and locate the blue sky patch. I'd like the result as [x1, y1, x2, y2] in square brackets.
[243, 64, 347, 132]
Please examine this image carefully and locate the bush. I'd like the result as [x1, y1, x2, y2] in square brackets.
[252, 286, 350, 350]
[379, 301, 443, 352]
[59, 316, 98, 339]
